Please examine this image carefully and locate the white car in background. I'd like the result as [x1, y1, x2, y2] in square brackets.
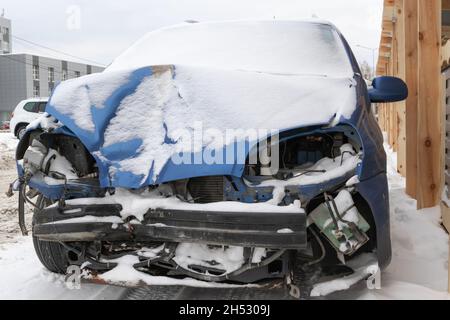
[10, 98, 49, 139]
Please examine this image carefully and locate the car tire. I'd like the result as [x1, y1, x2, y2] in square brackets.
[32, 196, 70, 274]
[16, 124, 28, 140]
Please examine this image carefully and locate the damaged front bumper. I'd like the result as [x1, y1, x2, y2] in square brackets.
[33, 203, 307, 249]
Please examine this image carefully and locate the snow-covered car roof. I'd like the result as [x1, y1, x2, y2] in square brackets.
[107, 20, 354, 78]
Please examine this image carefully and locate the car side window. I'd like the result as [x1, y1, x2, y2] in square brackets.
[23, 102, 38, 113]
[38, 102, 47, 113]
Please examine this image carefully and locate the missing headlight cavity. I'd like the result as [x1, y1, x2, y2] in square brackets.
[22, 132, 97, 178]
[280, 133, 343, 169]
[245, 128, 361, 179]
[46, 135, 96, 177]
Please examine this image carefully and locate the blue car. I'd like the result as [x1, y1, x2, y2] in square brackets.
[13, 20, 407, 297]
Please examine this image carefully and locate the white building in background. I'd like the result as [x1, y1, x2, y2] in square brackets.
[0, 14, 12, 54]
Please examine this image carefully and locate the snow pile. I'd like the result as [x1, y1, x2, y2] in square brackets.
[107, 20, 353, 78]
[44, 149, 79, 179]
[100, 67, 182, 183]
[174, 243, 245, 274]
[251, 248, 267, 264]
[49, 216, 123, 225]
[0, 238, 126, 300]
[0, 133, 30, 245]
[97, 254, 252, 288]
[277, 228, 294, 234]
[31, 148, 81, 186]
[62, 187, 304, 222]
[0, 132, 18, 170]
[137, 244, 165, 259]
[383, 143, 449, 293]
[311, 254, 379, 297]
[26, 113, 63, 133]
[323, 189, 360, 229]
[0, 132, 18, 152]
[49, 71, 131, 132]
[269, 144, 360, 185]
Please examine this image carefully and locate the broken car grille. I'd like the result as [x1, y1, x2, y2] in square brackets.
[188, 176, 225, 203]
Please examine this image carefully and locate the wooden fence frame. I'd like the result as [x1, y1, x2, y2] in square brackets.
[377, 0, 442, 209]
[376, 0, 449, 293]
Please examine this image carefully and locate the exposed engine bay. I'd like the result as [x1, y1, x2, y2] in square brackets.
[10, 125, 378, 298]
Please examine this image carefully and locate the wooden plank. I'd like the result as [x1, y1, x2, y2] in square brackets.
[443, 0, 450, 11]
[379, 46, 391, 54]
[396, 0, 407, 176]
[391, 108, 398, 151]
[377, 67, 386, 75]
[387, 60, 396, 149]
[441, 202, 450, 232]
[440, 200, 450, 293]
[391, 17, 399, 152]
[377, 104, 384, 131]
[379, 103, 384, 132]
[405, 0, 419, 198]
[381, 37, 392, 46]
[442, 69, 447, 207]
[385, 102, 390, 137]
[383, 22, 395, 33]
[417, 0, 442, 209]
[378, 56, 390, 65]
[442, 39, 450, 69]
[397, 105, 407, 173]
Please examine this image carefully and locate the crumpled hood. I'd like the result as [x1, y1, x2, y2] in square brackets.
[46, 64, 357, 188]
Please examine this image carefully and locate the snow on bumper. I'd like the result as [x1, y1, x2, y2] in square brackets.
[33, 202, 307, 249]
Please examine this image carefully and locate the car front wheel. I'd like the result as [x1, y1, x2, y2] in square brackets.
[16, 124, 28, 140]
[32, 196, 70, 274]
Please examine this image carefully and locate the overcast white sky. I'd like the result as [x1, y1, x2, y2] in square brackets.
[1, 0, 383, 68]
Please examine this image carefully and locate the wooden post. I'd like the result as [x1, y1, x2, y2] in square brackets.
[378, 103, 385, 131]
[396, 0, 407, 176]
[390, 34, 399, 151]
[390, 18, 399, 152]
[405, 0, 419, 198]
[417, 0, 442, 209]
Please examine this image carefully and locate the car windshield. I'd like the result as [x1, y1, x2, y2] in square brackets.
[107, 20, 354, 78]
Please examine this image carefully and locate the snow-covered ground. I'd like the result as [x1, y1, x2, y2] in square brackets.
[0, 133, 31, 246]
[0, 132, 448, 299]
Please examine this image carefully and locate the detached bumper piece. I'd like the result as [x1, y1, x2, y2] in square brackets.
[33, 204, 307, 249]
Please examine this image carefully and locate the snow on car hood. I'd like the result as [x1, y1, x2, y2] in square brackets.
[46, 64, 357, 188]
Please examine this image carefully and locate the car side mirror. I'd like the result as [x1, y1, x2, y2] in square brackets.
[368, 76, 408, 103]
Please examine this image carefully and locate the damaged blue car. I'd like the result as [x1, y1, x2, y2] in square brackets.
[11, 20, 407, 297]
